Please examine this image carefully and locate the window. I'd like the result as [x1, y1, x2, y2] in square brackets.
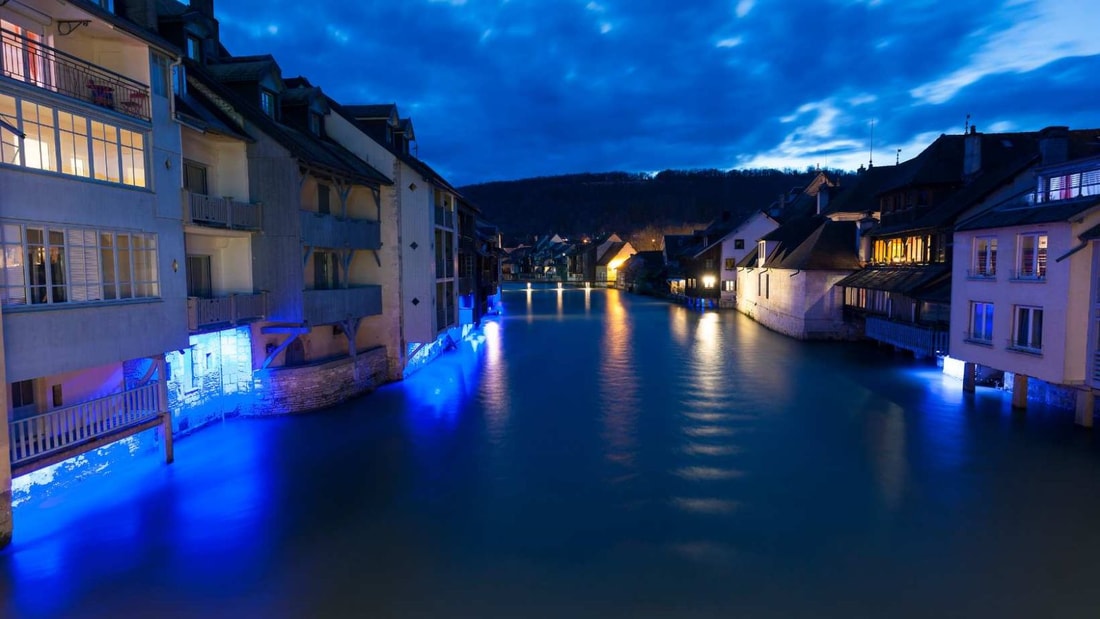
[1, 93, 148, 187]
[318, 183, 330, 214]
[734, 239, 745, 250]
[704, 259, 714, 270]
[972, 236, 997, 277]
[1013, 306, 1043, 351]
[186, 35, 202, 62]
[183, 160, 208, 194]
[757, 240, 766, 267]
[313, 250, 339, 290]
[969, 302, 994, 342]
[11, 379, 34, 409]
[51, 384, 62, 408]
[0, 223, 158, 307]
[186, 255, 212, 298]
[1042, 168, 1100, 202]
[260, 89, 276, 117]
[724, 258, 736, 270]
[1016, 233, 1047, 279]
[150, 51, 171, 97]
[309, 112, 322, 136]
[723, 280, 736, 292]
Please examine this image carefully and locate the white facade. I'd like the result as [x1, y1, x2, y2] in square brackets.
[735, 268, 851, 339]
[718, 211, 779, 303]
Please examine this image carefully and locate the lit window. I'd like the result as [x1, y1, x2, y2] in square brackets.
[1013, 306, 1043, 351]
[972, 236, 997, 277]
[969, 302, 994, 342]
[1015, 233, 1047, 280]
[1043, 168, 1100, 202]
[724, 258, 736, 270]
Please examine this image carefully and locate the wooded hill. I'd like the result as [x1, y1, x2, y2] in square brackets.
[459, 168, 857, 245]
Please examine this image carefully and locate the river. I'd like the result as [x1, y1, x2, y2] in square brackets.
[3, 284, 1100, 618]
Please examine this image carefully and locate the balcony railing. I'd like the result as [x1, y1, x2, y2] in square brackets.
[9, 383, 161, 467]
[1, 27, 151, 121]
[187, 292, 267, 331]
[303, 285, 382, 325]
[865, 316, 948, 358]
[300, 211, 381, 250]
[184, 190, 262, 231]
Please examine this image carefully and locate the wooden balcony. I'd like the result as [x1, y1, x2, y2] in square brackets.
[184, 190, 262, 231]
[300, 211, 380, 250]
[187, 292, 267, 331]
[865, 316, 948, 359]
[303, 285, 382, 325]
[1, 27, 151, 121]
[9, 383, 163, 474]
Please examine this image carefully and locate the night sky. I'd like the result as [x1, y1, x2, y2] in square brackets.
[213, 0, 1100, 186]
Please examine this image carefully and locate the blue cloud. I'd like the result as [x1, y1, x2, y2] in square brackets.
[211, 0, 1100, 185]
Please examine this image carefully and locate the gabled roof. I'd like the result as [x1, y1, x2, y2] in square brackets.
[175, 84, 251, 142]
[693, 210, 778, 258]
[821, 165, 897, 217]
[626, 250, 665, 269]
[761, 216, 860, 270]
[596, 242, 627, 266]
[342, 104, 398, 122]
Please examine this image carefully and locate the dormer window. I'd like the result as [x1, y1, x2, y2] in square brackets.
[757, 240, 766, 267]
[1039, 167, 1100, 203]
[309, 112, 322, 136]
[260, 89, 277, 118]
[186, 35, 202, 62]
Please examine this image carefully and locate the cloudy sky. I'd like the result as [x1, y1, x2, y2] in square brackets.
[214, 0, 1100, 186]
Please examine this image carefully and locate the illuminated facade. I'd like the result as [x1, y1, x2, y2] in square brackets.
[949, 128, 1100, 421]
[1, 0, 188, 546]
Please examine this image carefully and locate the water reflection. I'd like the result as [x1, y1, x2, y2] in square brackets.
[599, 289, 639, 468]
[480, 320, 511, 442]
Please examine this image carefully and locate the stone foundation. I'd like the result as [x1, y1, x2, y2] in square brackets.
[247, 346, 390, 415]
[1003, 373, 1079, 412]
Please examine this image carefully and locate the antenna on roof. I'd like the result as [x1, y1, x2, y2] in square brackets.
[868, 119, 875, 168]
[964, 113, 971, 134]
[896, 148, 901, 165]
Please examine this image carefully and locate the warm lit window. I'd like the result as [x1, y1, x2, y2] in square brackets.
[972, 236, 997, 277]
[724, 258, 736, 270]
[0, 223, 158, 306]
[1015, 233, 1047, 279]
[723, 280, 735, 292]
[1013, 306, 1043, 351]
[757, 240, 766, 267]
[969, 302, 994, 343]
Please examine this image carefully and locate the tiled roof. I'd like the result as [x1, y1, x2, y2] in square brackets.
[596, 242, 626, 266]
[206, 56, 279, 83]
[761, 216, 860, 270]
[821, 165, 897, 217]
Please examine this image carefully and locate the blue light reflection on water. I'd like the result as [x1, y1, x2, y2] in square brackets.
[5, 284, 1100, 618]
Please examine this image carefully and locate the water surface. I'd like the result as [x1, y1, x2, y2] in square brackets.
[4, 285, 1100, 618]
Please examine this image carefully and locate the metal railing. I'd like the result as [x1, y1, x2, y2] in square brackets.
[1, 27, 151, 121]
[9, 383, 161, 466]
[185, 190, 262, 230]
[865, 316, 949, 358]
[187, 292, 267, 331]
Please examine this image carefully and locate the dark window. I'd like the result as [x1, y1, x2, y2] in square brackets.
[183, 160, 207, 194]
[11, 379, 34, 409]
[318, 183, 330, 214]
[734, 239, 745, 250]
[260, 90, 276, 117]
[186, 35, 202, 62]
[186, 255, 212, 298]
[314, 251, 338, 289]
[51, 384, 63, 407]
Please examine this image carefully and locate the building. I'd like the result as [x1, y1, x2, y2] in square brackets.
[2, 0, 188, 546]
[949, 127, 1100, 422]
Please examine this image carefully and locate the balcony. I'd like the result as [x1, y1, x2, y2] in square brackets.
[303, 285, 382, 325]
[9, 383, 162, 472]
[865, 316, 948, 359]
[187, 292, 267, 332]
[300, 211, 380, 250]
[184, 190, 262, 231]
[1, 27, 151, 121]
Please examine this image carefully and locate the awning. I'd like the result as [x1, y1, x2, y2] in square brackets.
[836, 265, 950, 300]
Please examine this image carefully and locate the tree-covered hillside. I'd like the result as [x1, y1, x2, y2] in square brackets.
[460, 168, 856, 244]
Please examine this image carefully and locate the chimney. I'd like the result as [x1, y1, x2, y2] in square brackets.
[1039, 126, 1070, 165]
[119, 0, 158, 29]
[816, 187, 830, 215]
[190, 0, 215, 18]
[963, 125, 981, 179]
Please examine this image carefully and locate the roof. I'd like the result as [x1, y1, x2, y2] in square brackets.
[835, 264, 951, 301]
[174, 86, 251, 142]
[192, 60, 391, 186]
[342, 104, 398, 121]
[627, 250, 665, 269]
[821, 165, 897, 217]
[957, 194, 1100, 231]
[596, 242, 627, 266]
[205, 55, 280, 84]
[761, 217, 860, 270]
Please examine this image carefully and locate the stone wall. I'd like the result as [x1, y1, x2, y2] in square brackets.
[0, 491, 11, 548]
[246, 346, 389, 415]
[1004, 372, 1079, 412]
